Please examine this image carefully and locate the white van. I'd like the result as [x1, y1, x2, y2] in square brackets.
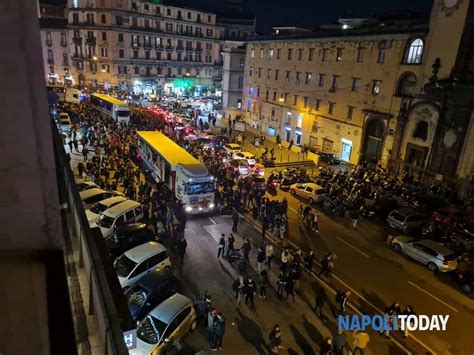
[86, 196, 128, 226]
[58, 112, 72, 132]
[98, 200, 144, 238]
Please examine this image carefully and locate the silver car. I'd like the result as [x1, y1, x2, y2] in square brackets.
[391, 235, 458, 272]
[387, 208, 427, 233]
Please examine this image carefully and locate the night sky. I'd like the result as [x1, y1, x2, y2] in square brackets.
[44, 0, 434, 33]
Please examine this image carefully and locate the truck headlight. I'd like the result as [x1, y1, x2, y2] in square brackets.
[185, 206, 193, 212]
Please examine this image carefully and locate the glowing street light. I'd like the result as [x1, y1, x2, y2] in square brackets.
[92, 56, 98, 61]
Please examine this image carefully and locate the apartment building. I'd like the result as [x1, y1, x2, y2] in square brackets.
[39, 4, 72, 85]
[67, 0, 224, 95]
[243, 21, 429, 167]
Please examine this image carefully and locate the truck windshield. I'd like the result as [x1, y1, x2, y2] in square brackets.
[117, 110, 129, 117]
[185, 181, 214, 195]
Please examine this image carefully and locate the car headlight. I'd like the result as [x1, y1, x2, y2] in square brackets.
[185, 206, 193, 212]
[209, 203, 215, 208]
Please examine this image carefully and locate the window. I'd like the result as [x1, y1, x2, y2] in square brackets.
[377, 48, 386, 63]
[100, 47, 108, 57]
[118, 33, 123, 42]
[356, 47, 364, 63]
[238, 76, 243, 89]
[61, 32, 67, 44]
[265, 90, 269, 101]
[273, 91, 277, 101]
[145, 51, 150, 59]
[397, 72, 417, 96]
[347, 106, 354, 119]
[267, 69, 272, 79]
[275, 70, 279, 80]
[101, 14, 106, 23]
[276, 49, 281, 59]
[287, 48, 293, 60]
[47, 49, 53, 61]
[102, 32, 107, 41]
[328, 102, 335, 114]
[293, 95, 298, 105]
[119, 49, 124, 58]
[308, 48, 315, 61]
[166, 23, 173, 33]
[322, 48, 328, 62]
[336, 48, 343, 62]
[331, 75, 339, 91]
[144, 3, 149, 11]
[260, 49, 264, 58]
[303, 96, 308, 108]
[298, 49, 303, 60]
[318, 73, 325, 87]
[351, 77, 360, 92]
[256, 87, 260, 97]
[305, 73, 311, 84]
[284, 93, 288, 103]
[405, 38, 424, 64]
[413, 121, 428, 140]
[206, 29, 213, 37]
[187, 12, 191, 19]
[63, 53, 68, 65]
[167, 52, 171, 60]
[249, 67, 253, 76]
[251, 48, 255, 58]
[372, 80, 381, 95]
[269, 49, 274, 59]
[295, 72, 301, 84]
[258, 68, 262, 78]
[166, 8, 171, 16]
[133, 50, 138, 59]
[102, 64, 110, 73]
[72, 13, 79, 24]
[286, 71, 290, 82]
[315, 99, 321, 110]
[208, 15, 211, 22]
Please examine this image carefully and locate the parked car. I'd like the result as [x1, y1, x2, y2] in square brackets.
[223, 143, 242, 156]
[86, 196, 128, 226]
[228, 159, 250, 176]
[363, 197, 400, 220]
[76, 181, 99, 192]
[233, 151, 256, 167]
[450, 267, 474, 294]
[411, 194, 446, 213]
[98, 200, 144, 238]
[289, 183, 326, 204]
[432, 207, 468, 230]
[105, 223, 154, 260]
[316, 152, 341, 165]
[132, 294, 197, 355]
[390, 235, 458, 272]
[387, 208, 427, 233]
[114, 241, 171, 290]
[80, 188, 123, 210]
[125, 269, 182, 323]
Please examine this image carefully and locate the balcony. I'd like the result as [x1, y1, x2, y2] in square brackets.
[185, 46, 193, 52]
[48, 58, 54, 65]
[176, 46, 184, 52]
[60, 40, 68, 47]
[155, 44, 163, 50]
[85, 36, 96, 46]
[45, 39, 52, 47]
[131, 42, 141, 49]
[72, 36, 82, 45]
[165, 46, 174, 52]
[214, 60, 223, 66]
[143, 42, 153, 50]
[72, 53, 84, 59]
[63, 60, 69, 66]
[195, 48, 202, 54]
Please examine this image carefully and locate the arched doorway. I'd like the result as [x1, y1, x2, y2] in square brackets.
[361, 119, 384, 163]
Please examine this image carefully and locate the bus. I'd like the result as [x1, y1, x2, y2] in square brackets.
[47, 85, 81, 104]
[137, 131, 215, 214]
[90, 93, 130, 124]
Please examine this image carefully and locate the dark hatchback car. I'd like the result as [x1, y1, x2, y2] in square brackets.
[125, 269, 182, 323]
[104, 223, 154, 259]
[450, 266, 474, 294]
[317, 152, 341, 165]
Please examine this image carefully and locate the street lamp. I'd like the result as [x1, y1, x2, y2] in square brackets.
[92, 56, 98, 61]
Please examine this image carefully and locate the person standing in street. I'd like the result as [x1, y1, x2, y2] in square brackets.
[351, 330, 369, 355]
[256, 247, 266, 273]
[207, 308, 217, 344]
[217, 234, 226, 259]
[314, 287, 328, 319]
[261, 217, 268, 239]
[242, 238, 252, 264]
[350, 209, 359, 229]
[333, 329, 347, 355]
[312, 210, 320, 233]
[276, 134, 282, 150]
[304, 250, 315, 273]
[269, 325, 284, 354]
[243, 277, 256, 308]
[285, 276, 296, 303]
[232, 276, 245, 304]
[176, 236, 187, 264]
[258, 270, 268, 299]
[318, 253, 334, 278]
[320, 337, 333, 355]
[82, 145, 89, 161]
[335, 290, 350, 314]
[266, 243, 274, 268]
[210, 312, 226, 351]
[401, 305, 415, 338]
[288, 139, 294, 151]
[232, 208, 239, 232]
[280, 249, 290, 272]
[226, 234, 235, 257]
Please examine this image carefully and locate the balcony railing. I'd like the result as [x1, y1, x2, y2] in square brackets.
[185, 46, 193, 52]
[45, 39, 52, 47]
[63, 61, 69, 67]
[131, 42, 141, 49]
[165, 46, 174, 52]
[176, 46, 184, 52]
[72, 53, 83, 59]
[60, 40, 68, 47]
[195, 48, 202, 53]
[48, 58, 54, 65]
[143, 42, 153, 49]
[85, 36, 96, 46]
[72, 37, 82, 45]
[155, 44, 163, 50]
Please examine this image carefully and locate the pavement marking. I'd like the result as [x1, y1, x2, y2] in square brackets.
[238, 212, 438, 355]
[208, 217, 217, 225]
[336, 237, 370, 258]
[408, 281, 459, 313]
